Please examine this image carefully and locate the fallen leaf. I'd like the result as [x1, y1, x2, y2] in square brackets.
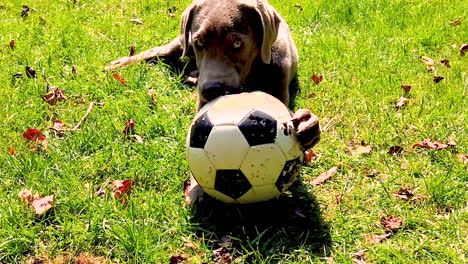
[18, 189, 33, 204]
[392, 187, 414, 201]
[25, 66, 37, 78]
[368, 169, 380, 177]
[184, 242, 197, 250]
[122, 119, 135, 134]
[395, 96, 409, 109]
[9, 146, 15, 155]
[304, 149, 318, 163]
[147, 88, 158, 104]
[42, 86, 67, 105]
[112, 73, 127, 84]
[311, 74, 324, 85]
[354, 145, 372, 155]
[419, 56, 435, 65]
[130, 18, 143, 25]
[13, 72, 23, 79]
[366, 232, 392, 244]
[461, 44, 468, 56]
[131, 134, 144, 144]
[112, 180, 133, 199]
[128, 44, 136, 56]
[53, 120, 65, 130]
[401, 83, 411, 93]
[457, 154, 468, 164]
[212, 247, 232, 264]
[413, 138, 448, 150]
[23, 128, 48, 150]
[433, 76, 444, 83]
[388, 146, 403, 154]
[439, 59, 450, 68]
[381, 216, 403, 230]
[31, 194, 54, 215]
[169, 255, 187, 264]
[449, 17, 462, 25]
[309, 166, 338, 185]
[351, 250, 370, 264]
[446, 136, 457, 146]
[21, 5, 30, 17]
[9, 39, 15, 50]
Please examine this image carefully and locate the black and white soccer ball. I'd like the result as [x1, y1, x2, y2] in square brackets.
[186, 91, 303, 203]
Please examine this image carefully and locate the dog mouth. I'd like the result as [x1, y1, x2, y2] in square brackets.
[200, 82, 242, 102]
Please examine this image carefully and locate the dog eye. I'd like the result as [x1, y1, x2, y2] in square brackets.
[233, 40, 242, 49]
[195, 39, 204, 48]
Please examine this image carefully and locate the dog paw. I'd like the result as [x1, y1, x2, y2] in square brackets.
[105, 56, 132, 71]
[184, 177, 205, 205]
[291, 109, 321, 150]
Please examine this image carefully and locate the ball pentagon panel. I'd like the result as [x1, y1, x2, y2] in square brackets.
[214, 169, 252, 200]
[275, 157, 302, 192]
[238, 110, 277, 146]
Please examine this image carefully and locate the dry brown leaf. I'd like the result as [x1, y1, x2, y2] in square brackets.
[130, 18, 143, 25]
[457, 154, 468, 164]
[354, 145, 372, 155]
[381, 216, 403, 230]
[147, 88, 158, 104]
[9, 39, 15, 50]
[128, 44, 136, 56]
[131, 134, 144, 144]
[366, 233, 392, 244]
[9, 146, 15, 155]
[304, 149, 318, 163]
[388, 145, 403, 154]
[419, 56, 435, 65]
[446, 136, 457, 146]
[401, 83, 411, 93]
[449, 17, 462, 25]
[413, 138, 448, 150]
[439, 59, 450, 68]
[311, 74, 324, 85]
[433, 76, 444, 83]
[461, 44, 468, 56]
[395, 96, 409, 109]
[18, 189, 34, 204]
[26, 66, 37, 78]
[184, 242, 197, 250]
[112, 180, 133, 199]
[392, 187, 414, 201]
[42, 86, 67, 105]
[309, 166, 338, 185]
[122, 119, 135, 134]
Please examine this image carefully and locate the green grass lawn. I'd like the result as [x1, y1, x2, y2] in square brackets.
[0, 0, 467, 263]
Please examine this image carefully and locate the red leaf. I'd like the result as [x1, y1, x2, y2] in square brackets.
[309, 166, 338, 185]
[311, 74, 324, 84]
[23, 128, 45, 141]
[460, 44, 468, 56]
[122, 119, 135, 134]
[112, 73, 127, 84]
[53, 120, 65, 130]
[42, 86, 67, 105]
[9, 39, 15, 50]
[31, 194, 54, 215]
[413, 138, 448, 150]
[395, 96, 409, 109]
[401, 83, 411, 93]
[304, 149, 318, 163]
[9, 146, 15, 155]
[112, 180, 133, 199]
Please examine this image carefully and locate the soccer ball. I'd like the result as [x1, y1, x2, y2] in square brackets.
[186, 91, 303, 204]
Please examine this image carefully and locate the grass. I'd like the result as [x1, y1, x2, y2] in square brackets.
[0, 0, 467, 263]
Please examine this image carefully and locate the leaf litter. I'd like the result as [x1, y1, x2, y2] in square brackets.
[309, 166, 338, 185]
[18, 189, 54, 215]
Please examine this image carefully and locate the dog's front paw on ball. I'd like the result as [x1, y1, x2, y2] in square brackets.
[291, 109, 321, 150]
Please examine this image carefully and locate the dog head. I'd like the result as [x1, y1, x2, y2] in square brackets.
[180, 0, 280, 103]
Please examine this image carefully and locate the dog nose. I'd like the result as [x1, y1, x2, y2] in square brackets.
[200, 82, 238, 102]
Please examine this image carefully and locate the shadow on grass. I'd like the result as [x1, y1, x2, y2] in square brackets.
[190, 180, 331, 261]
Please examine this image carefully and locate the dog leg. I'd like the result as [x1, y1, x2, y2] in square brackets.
[105, 36, 183, 71]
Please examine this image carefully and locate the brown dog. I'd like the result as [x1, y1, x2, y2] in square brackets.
[106, 0, 321, 200]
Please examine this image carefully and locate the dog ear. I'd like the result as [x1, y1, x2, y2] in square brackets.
[255, 1, 280, 64]
[180, 3, 197, 57]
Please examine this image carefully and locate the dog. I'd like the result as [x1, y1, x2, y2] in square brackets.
[106, 0, 321, 202]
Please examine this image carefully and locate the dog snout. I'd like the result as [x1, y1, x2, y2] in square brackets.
[200, 82, 238, 102]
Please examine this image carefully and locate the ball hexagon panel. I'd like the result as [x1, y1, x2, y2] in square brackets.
[189, 111, 214, 149]
[187, 147, 216, 189]
[238, 110, 277, 146]
[239, 143, 286, 186]
[237, 185, 282, 203]
[214, 169, 252, 199]
[275, 157, 302, 192]
[203, 125, 250, 169]
[207, 92, 271, 125]
[254, 97, 292, 120]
